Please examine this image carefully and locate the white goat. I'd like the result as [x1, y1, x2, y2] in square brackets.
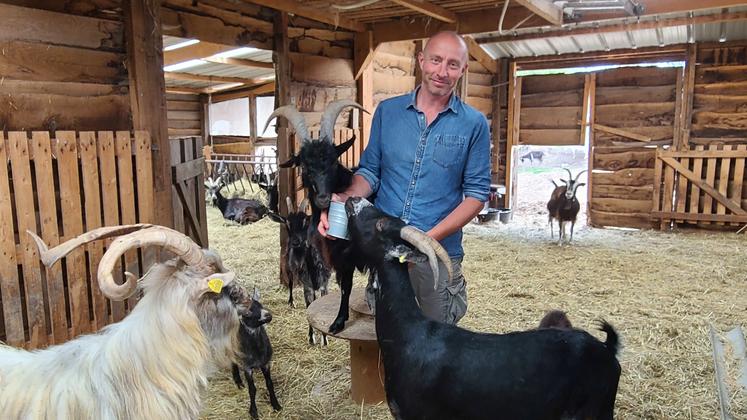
[0, 224, 252, 420]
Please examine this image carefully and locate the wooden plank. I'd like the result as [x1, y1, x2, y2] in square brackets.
[731, 144, 746, 225]
[464, 36, 497, 73]
[702, 144, 719, 217]
[520, 106, 580, 129]
[651, 212, 747, 223]
[716, 145, 733, 224]
[193, 136, 208, 248]
[78, 132, 108, 330]
[681, 44, 697, 148]
[8, 132, 47, 347]
[0, 133, 25, 346]
[522, 90, 582, 107]
[115, 131, 141, 311]
[168, 100, 202, 111]
[594, 124, 652, 143]
[55, 132, 91, 336]
[97, 131, 125, 322]
[0, 3, 123, 50]
[160, 8, 273, 50]
[591, 198, 652, 214]
[593, 168, 654, 187]
[594, 150, 656, 170]
[595, 103, 675, 126]
[652, 148, 664, 217]
[29, 132, 68, 343]
[0, 40, 125, 84]
[239, 0, 365, 31]
[505, 66, 519, 206]
[592, 184, 653, 201]
[660, 150, 747, 158]
[519, 129, 581, 145]
[170, 140, 186, 236]
[595, 85, 675, 105]
[183, 137, 198, 243]
[693, 94, 747, 113]
[673, 66, 684, 150]
[690, 145, 705, 215]
[521, 74, 585, 94]
[390, 0, 457, 23]
[513, 0, 562, 26]
[661, 151, 676, 229]
[588, 209, 653, 230]
[662, 155, 747, 215]
[675, 154, 690, 224]
[596, 67, 677, 87]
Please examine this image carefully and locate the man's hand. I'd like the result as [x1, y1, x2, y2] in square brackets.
[317, 193, 348, 239]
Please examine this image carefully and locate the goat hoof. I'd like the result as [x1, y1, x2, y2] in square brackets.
[272, 402, 282, 411]
[328, 319, 346, 334]
[249, 408, 259, 420]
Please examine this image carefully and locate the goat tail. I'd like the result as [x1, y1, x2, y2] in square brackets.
[596, 319, 620, 356]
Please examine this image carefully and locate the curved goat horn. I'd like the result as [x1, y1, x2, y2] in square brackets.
[299, 198, 309, 214]
[573, 169, 588, 183]
[319, 99, 367, 144]
[263, 106, 309, 142]
[97, 226, 206, 300]
[563, 167, 573, 183]
[28, 224, 154, 268]
[400, 226, 453, 290]
[286, 196, 295, 213]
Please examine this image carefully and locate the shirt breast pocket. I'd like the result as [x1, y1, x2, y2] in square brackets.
[432, 135, 467, 169]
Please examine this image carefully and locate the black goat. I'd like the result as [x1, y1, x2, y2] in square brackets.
[345, 196, 621, 420]
[231, 288, 282, 419]
[268, 197, 332, 345]
[547, 168, 587, 244]
[538, 309, 573, 329]
[204, 177, 268, 224]
[257, 169, 279, 214]
[264, 99, 370, 335]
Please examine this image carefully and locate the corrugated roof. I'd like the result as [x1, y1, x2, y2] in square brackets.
[479, 6, 747, 59]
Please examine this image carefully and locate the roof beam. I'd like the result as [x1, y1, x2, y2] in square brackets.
[513, 0, 563, 26]
[464, 36, 498, 73]
[210, 82, 276, 103]
[204, 56, 274, 69]
[390, 0, 458, 23]
[165, 72, 269, 84]
[476, 11, 747, 44]
[245, 0, 366, 32]
[164, 41, 233, 65]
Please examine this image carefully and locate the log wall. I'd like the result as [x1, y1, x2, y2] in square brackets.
[167, 93, 203, 138]
[373, 41, 418, 110]
[519, 73, 585, 145]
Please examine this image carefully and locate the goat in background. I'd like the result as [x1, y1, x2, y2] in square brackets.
[264, 99, 370, 335]
[268, 197, 332, 345]
[205, 177, 268, 225]
[2, 224, 252, 419]
[547, 168, 587, 244]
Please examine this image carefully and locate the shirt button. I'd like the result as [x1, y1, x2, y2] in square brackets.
[416, 159, 420, 163]
[411, 181, 415, 185]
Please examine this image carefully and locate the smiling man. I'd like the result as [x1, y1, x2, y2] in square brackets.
[319, 31, 491, 324]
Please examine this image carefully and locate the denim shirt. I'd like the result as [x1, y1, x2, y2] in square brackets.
[356, 88, 491, 258]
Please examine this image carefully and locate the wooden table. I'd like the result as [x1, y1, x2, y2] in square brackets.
[307, 288, 386, 405]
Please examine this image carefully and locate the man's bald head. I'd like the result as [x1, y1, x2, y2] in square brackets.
[423, 31, 468, 64]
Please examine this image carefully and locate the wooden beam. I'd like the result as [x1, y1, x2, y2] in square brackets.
[464, 36, 498, 74]
[161, 7, 272, 50]
[209, 82, 276, 103]
[204, 56, 273, 69]
[247, 0, 365, 32]
[682, 44, 697, 149]
[638, 0, 747, 16]
[390, 0, 457, 23]
[477, 11, 747, 44]
[164, 41, 231, 66]
[593, 124, 652, 142]
[165, 72, 265, 84]
[166, 86, 207, 94]
[354, 31, 378, 81]
[513, 0, 562, 26]
[125, 0, 173, 228]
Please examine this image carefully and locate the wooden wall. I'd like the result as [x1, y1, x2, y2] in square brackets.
[519, 73, 585, 145]
[167, 93, 203, 138]
[373, 41, 418, 110]
[0, 2, 130, 132]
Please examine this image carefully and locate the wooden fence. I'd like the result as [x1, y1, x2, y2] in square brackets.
[171, 136, 208, 248]
[0, 131, 155, 349]
[652, 145, 747, 229]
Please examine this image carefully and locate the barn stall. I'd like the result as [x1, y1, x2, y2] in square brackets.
[0, 1, 746, 419]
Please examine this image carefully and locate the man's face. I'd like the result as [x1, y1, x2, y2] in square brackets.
[418, 35, 467, 98]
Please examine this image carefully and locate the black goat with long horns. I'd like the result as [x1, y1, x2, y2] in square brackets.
[264, 100, 369, 334]
[547, 168, 587, 244]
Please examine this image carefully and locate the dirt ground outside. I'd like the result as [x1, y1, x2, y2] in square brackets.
[200, 182, 746, 420]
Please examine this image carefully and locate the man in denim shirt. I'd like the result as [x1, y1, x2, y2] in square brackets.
[320, 31, 491, 324]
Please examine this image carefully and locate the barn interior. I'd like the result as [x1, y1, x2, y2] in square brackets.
[1, 1, 746, 419]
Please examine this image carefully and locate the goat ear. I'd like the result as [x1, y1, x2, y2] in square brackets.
[279, 155, 299, 168]
[385, 244, 427, 264]
[200, 271, 236, 294]
[335, 135, 356, 157]
[252, 287, 260, 301]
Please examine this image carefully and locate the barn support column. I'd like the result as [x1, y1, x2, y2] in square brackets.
[124, 0, 173, 228]
[355, 31, 376, 147]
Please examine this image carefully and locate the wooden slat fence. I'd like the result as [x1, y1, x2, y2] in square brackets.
[652, 145, 747, 229]
[0, 131, 155, 349]
[171, 136, 208, 248]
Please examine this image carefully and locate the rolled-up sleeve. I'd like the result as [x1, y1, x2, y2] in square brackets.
[462, 116, 491, 202]
[355, 106, 383, 193]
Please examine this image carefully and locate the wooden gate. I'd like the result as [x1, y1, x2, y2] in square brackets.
[171, 136, 208, 248]
[652, 145, 747, 228]
[0, 131, 154, 349]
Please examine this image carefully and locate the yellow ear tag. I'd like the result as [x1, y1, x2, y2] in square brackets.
[398, 255, 406, 264]
[208, 278, 224, 294]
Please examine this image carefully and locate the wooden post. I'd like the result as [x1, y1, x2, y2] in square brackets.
[124, 0, 173, 228]
[249, 93, 258, 143]
[274, 11, 293, 286]
[505, 61, 520, 209]
[355, 31, 375, 147]
[200, 93, 211, 145]
[681, 44, 697, 150]
[582, 73, 596, 226]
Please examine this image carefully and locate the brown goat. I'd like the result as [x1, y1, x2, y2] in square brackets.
[547, 169, 586, 244]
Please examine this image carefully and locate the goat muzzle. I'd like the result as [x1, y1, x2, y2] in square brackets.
[399, 226, 453, 290]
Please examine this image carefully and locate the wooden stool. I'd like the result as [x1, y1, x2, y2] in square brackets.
[307, 288, 386, 405]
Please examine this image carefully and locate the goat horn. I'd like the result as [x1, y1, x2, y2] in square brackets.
[299, 198, 309, 214]
[573, 169, 588, 183]
[320, 100, 367, 144]
[27, 224, 154, 268]
[563, 167, 573, 183]
[263, 106, 309, 142]
[97, 226, 206, 300]
[400, 226, 453, 290]
[286, 196, 294, 213]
